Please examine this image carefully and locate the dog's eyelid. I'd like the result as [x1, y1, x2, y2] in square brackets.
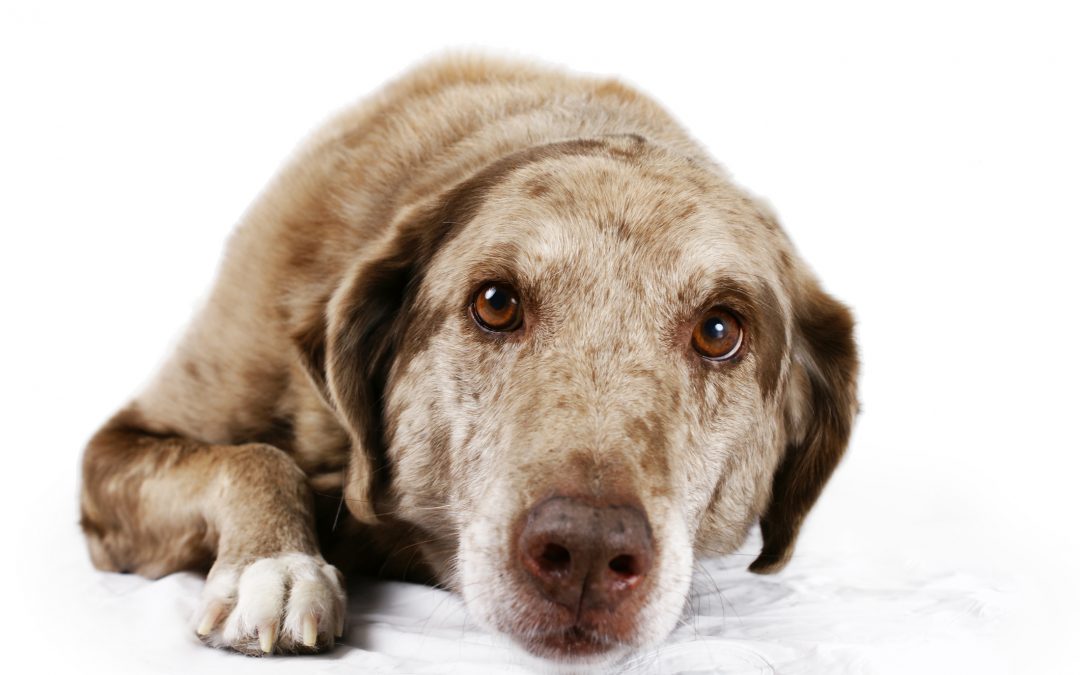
[462, 260, 526, 294]
[684, 295, 754, 331]
[689, 273, 783, 323]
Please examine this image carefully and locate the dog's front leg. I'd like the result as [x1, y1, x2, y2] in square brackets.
[80, 408, 346, 654]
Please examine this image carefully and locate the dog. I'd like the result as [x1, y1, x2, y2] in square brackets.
[79, 55, 858, 664]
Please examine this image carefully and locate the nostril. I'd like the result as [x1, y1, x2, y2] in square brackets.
[608, 554, 641, 578]
[537, 543, 572, 574]
[519, 497, 654, 611]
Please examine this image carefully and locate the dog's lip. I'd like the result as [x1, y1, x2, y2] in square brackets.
[519, 624, 620, 659]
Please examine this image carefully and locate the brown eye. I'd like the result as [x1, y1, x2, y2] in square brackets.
[692, 308, 744, 360]
[472, 282, 523, 332]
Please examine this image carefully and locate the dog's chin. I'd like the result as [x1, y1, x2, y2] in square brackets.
[513, 626, 632, 666]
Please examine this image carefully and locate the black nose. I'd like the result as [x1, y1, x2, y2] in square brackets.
[517, 496, 654, 612]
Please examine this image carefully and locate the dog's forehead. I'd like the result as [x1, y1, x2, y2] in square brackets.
[431, 149, 782, 302]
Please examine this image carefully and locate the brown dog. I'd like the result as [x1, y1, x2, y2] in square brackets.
[79, 55, 858, 663]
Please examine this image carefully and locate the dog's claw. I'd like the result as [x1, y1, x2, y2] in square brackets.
[196, 601, 224, 636]
[195, 553, 345, 655]
[335, 611, 344, 638]
[258, 623, 277, 654]
[302, 613, 318, 647]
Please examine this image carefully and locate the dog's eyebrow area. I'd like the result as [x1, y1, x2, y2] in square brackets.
[675, 272, 771, 319]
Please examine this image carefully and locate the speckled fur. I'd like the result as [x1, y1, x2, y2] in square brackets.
[79, 55, 858, 663]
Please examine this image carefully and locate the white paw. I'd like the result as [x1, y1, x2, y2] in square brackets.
[193, 552, 346, 655]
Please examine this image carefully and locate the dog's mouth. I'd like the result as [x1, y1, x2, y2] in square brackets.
[521, 624, 621, 660]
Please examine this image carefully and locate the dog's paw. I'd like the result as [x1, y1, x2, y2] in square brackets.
[193, 552, 346, 655]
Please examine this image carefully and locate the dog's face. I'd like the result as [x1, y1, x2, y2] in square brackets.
[300, 137, 857, 663]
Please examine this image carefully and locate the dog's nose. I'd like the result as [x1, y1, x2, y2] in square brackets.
[518, 496, 654, 611]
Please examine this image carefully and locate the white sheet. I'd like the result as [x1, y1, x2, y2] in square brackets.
[36, 519, 1009, 675]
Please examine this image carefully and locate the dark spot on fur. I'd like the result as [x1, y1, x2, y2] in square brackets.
[778, 249, 793, 272]
[752, 283, 787, 401]
[253, 415, 296, 452]
[677, 203, 698, 221]
[182, 360, 202, 382]
[601, 215, 632, 242]
[627, 412, 671, 483]
[459, 420, 477, 450]
[593, 81, 639, 104]
[602, 132, 647, 156]
[422, 424, 453, 496]
[526, 175, 551, 198]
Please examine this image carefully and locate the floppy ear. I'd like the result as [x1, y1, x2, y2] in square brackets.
[290, 207, 456, 525]
[749, 282, 859, 573]
[290, 154, 520, 523]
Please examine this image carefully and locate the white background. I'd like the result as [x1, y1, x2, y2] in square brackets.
[2, 2, 1078, 673]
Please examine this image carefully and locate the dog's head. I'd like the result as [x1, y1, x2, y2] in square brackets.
[297, 136, 858, 662]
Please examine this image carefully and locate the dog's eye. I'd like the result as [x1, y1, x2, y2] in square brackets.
[692, 308, 743, 360]
[472, 282, 523, 332]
